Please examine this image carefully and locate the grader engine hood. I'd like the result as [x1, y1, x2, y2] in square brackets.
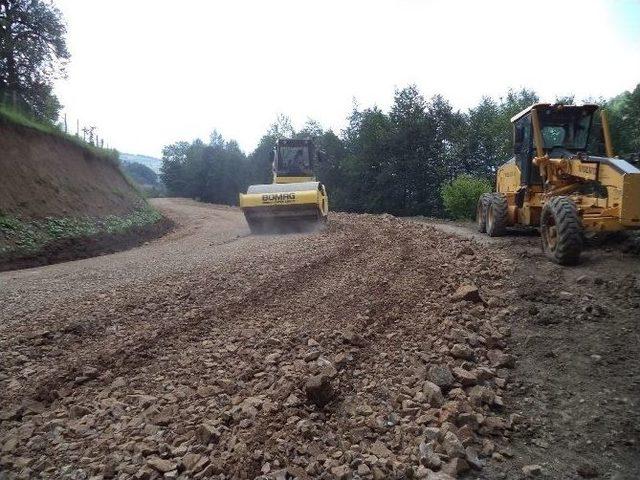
[562, 155, 640, 180]
[601, 158, 640, 227]
[563, 154, 640, 228]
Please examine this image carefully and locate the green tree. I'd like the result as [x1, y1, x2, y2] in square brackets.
[297, 118, 323, 139]
[246, 134, 276, 185]
[267, 113, 295, 138]
[334, 86, 469, 217]
[459, 88, 538, 182]
[0, 0, 70, 121]
[461, 96, 503, 177]
[160, 141, 191, 196]
[315, 129, 346, 207]
[607, 83, 640, 160]
[387, 85, 429, 215]
[421, 94, 468, 215]
[160, 134, 248, 205]
[341, 104, 393, 213]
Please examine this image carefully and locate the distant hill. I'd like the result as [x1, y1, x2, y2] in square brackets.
[120, 153, 162, 174]
[121, 161, 158, 187]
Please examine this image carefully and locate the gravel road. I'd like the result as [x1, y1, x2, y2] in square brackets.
[0, 199, 251, 314]
[1, 199, 638, 480]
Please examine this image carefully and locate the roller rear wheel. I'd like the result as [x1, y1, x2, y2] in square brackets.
[247, 218, 265, 235]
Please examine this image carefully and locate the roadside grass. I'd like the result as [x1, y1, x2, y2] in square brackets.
[0, 206, 163, 258]
[0, 104, 120, 166]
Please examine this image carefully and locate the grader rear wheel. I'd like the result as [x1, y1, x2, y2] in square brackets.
[486, 193, 509, 237]
[476, 193, 492, 233]
[540, 196, 583, 265]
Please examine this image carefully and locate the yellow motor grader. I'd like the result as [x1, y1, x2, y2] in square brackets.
[239, 138, 329, 234]
[477, 103, 640, 264]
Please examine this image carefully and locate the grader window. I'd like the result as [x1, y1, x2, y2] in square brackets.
[541, 126, 566, 147]
[538, 109, 593, 151]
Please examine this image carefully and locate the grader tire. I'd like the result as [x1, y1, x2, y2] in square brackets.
[540, 196, 583, 265]
[486, 193, 509, 237]
[476, 193, 492, 233]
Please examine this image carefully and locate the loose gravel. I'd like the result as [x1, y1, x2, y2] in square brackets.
[1, 199, 638, 480]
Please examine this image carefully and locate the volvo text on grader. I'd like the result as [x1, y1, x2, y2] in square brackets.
[239, 138, 329, 234]
[477, 103, 640, 264]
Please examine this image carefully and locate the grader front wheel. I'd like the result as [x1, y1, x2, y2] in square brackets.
[540, 196, 583, 265]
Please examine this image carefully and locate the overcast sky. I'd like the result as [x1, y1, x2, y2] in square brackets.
[53, 0, 640, 157]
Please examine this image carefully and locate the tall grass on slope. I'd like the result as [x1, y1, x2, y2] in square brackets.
[0, 104, 120, 167]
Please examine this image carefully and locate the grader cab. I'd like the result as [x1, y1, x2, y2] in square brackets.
[477, 103, 640, 264]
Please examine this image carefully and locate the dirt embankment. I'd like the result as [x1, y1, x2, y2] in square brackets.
[0, 119, 171, 270]
[0, 119, 139, 219]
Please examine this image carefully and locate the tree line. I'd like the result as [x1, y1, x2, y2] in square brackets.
[2, 0, 638, 219]
[0, 0, 69, 121]
[160, 83, 640, 218]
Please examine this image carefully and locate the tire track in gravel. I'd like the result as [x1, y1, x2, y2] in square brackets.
[107, 216, 427, 478]
[189, 219, 506, 477]
[1, 202, 521, 480]
[1, 218, 380, 406]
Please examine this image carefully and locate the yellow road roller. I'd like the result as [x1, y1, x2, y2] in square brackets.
[239, 138, 329, 234]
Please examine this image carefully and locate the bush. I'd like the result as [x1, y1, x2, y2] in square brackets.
[441, 174, 492, 220]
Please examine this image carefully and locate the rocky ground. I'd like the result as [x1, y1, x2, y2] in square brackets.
[0, 199, 638, 480]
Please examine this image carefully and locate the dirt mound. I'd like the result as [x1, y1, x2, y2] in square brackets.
[0, 118, 141, 220]
[0, 118, 171, 270]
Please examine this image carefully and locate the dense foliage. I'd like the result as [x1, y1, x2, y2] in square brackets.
[161, 131, 248, 205]
[607, 83, 640, 160]
[161, 83, 640, 217]
[0, 0, 69, 121]
[441, 175, 492, 220]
